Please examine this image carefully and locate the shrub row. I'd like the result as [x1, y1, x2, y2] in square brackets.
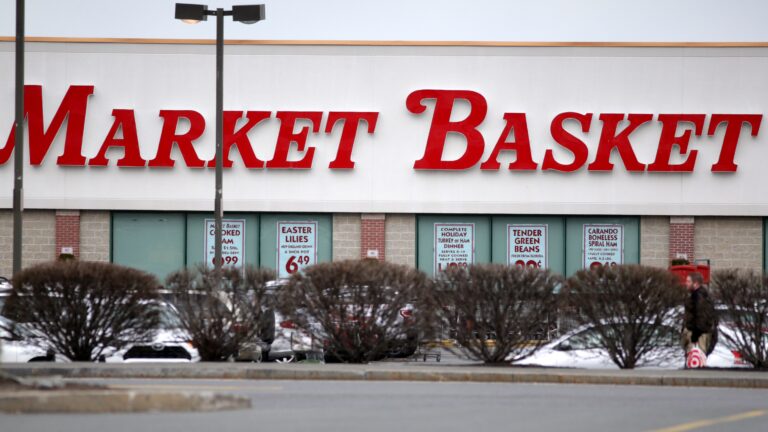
[2, 260, 767, 369]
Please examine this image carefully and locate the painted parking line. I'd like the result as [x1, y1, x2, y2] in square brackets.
[649, 409, 766, 432]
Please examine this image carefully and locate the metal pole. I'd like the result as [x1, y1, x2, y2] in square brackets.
[214, 8, 224, 277]
[12, 0, 24, 276]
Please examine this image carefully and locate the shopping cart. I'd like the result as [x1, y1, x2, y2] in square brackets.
[412, 339, 443, 362]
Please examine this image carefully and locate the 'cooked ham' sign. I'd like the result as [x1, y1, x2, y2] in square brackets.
[0, 86, 762, 172]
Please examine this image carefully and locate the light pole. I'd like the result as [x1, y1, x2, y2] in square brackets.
[174, 3, 265, 275]
[13, 0, 25, 276]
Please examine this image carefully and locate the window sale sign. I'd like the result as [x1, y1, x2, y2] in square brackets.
[205, 219, 245, 268]
[434, 223, 475, 272]
[507, 224, 547, 268]
[583, 224, 624, 269]
[277, 221, 317, 278]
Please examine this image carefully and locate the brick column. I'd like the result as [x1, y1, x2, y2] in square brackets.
[360, 214, 385, 261]
[55, 210, 81, 259]
[669, 216, 695, 263]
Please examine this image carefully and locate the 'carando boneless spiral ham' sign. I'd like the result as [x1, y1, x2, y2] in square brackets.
[583, 224, 624, 269]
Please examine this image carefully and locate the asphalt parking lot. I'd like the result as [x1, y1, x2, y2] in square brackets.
[3, 378, 768, 432]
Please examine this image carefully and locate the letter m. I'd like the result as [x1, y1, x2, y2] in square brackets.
[1, 85, 94, 166]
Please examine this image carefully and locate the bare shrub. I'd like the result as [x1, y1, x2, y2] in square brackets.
[165, 265, 276, 361]
[1, 261, 160, 361]
[565, 264, 685, 369]
[427, 264, 561, 364]
[711, 269, 768, 368]
[278, 260, 428, 363]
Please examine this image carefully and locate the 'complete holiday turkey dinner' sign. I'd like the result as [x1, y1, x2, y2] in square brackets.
[434, 223, 475, 272]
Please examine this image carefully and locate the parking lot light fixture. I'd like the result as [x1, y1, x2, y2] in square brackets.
[174, 3, 208, 23]
[13, 0, 25, 276]
[173, 3, 265, 278]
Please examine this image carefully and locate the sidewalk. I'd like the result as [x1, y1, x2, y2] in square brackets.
[0, 373, 251, 414]
[4, 358, 768, 389]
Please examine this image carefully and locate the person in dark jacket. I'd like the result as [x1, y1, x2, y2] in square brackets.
[681, 272, 718, 356]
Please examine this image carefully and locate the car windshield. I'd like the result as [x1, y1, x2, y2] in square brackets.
[157, 303, 183, 328]
[162, 292, 230, 316]
[561, 324, 677, 350]
[717, 308, 760, 326]
[562, 328, 602, 350]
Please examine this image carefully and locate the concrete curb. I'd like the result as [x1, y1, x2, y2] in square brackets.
[4, 363, 768, 389]
[0, 389, 251, 414]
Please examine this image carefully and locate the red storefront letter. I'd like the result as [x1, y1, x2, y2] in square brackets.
[407, 89, 487, 170]
[588, 113, 651, 171]
[149, 110, 206, 168]
[542, 112, 592, 172]
[1, 85, 93, 166]
[89, 109, 146, 167]
[708, 114, 763, 172]
[325, 112, 379, 169]
[266, 111, 322, 169]
[480, 113, 537, 170]
[207, 111, 271, 169]
[648, 114, 705, 172]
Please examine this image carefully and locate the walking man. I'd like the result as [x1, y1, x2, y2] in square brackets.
[682, 272, 717, 359]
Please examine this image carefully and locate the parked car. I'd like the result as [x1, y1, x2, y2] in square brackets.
[160, 289, 271, 362]
[0, 315, 57, 363]
[1, 284, 60, 363]
[269, 280, 419, 362]
[513, 322, 746, 369]
[105, 301, 199, 363]
[714, 304, 767, 367]
[265, 280, 323, 362]
[0, 276, 11, 292]
[269, 309, 324, 362]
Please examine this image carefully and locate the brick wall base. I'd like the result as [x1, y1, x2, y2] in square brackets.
[332, 214, 361, 261]
[55, 210, 81, 259]
[669, 216, 695, 262]
[695, 217, 763, 271]
[640, 216, 670, 268]
[0, 210, 56, 276]
[385, 214, 416, 267]
[361, 214, 386, 261]
[80, 211, 111, 262]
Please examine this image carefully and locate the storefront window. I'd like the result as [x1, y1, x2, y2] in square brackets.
[417, 215, 491, 276]
[185, 213, 259, 269]
[564, 216, 640, 275]
[764, 218, 768, 272]
[418, 215, 639, 277]
[112, 212, 186, 281]
[491, 216, 566, 275]
[114, 212, 331, 280]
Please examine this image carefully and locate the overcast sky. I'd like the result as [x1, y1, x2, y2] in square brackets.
[1, 0, 767, 41]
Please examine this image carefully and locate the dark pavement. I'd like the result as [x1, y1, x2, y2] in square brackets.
[2, 378, 768, 432]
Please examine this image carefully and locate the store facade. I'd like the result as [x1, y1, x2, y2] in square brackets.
[1, 40, 767, 280]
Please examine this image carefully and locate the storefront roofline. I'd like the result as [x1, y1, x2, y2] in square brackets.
[1, 36, 768, 47]
[2, 200, 768, 218]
